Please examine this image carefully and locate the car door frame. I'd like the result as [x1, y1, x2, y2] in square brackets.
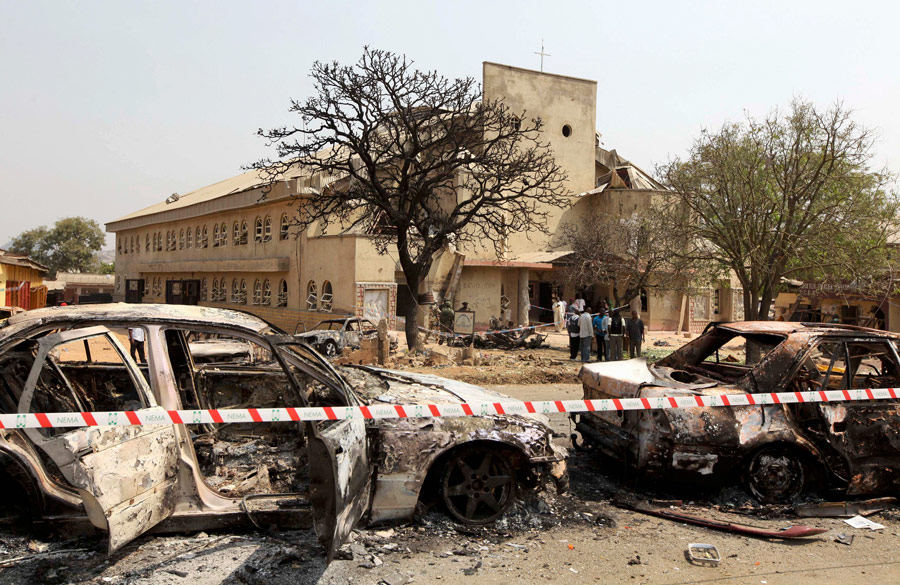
[270, 336, 373, 558]
[17, 325, 179, 553]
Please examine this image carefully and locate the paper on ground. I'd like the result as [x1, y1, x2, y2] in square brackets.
[844, 515, 885, 530]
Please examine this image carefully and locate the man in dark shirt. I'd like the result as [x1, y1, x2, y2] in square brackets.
[626, 310, 645, 358]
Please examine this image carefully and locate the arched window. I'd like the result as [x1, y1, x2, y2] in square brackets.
[233, 221, 240, 245]
[200, 278, 207, 301]
[213, 224, 220, 247]
[240, 279, 248, 304]
[277, 279, 288, 307]
[145, 233, 150, 252]
[151, 233, 156, 252]
[157, 231, 162, 251]
[255, 217, 263, 243]
[280, 213, 290, 240]
[263, 216, 272, 242]
[201, 225, 208, 248]
[253, 279, 262, 305]
[320, 281, 333, 312]
[186, 227, 193, 248]
[179, 229, 185, 250]
[306, 281, 317, 310]
[220, 223, 228, 246]
[130, 235, 135, 253]
[218, 278, 228, 301]
[262, 279, 271, 305]
[232, 279, 240, 303]
[212, 279, 219, 301]
[135, 235, 139, 255]
[165, 231, 171, 250]
[240, 220, 248, 245]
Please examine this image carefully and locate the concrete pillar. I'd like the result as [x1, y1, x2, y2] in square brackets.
[517, 269, 529, 327]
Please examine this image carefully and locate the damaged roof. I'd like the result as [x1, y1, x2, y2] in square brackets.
[0, 249, 49, 275]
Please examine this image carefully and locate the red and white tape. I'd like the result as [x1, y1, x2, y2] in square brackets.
[1, 387, 897, 429]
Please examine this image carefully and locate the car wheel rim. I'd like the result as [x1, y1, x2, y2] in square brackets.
[324, 342, 337, 356]
[747, 449, 804, 503]
[441, 448, 514, 524]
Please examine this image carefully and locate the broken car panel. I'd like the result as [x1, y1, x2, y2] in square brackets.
[573, 321, 900, 502]
[0, 303, 566, 554]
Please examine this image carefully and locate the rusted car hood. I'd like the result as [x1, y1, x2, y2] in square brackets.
[580, 359, 727, 398]
[579, 359, 656, 398]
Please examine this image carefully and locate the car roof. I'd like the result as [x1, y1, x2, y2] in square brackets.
[0, 303, 272, 339]
[716, 320, 899, 338]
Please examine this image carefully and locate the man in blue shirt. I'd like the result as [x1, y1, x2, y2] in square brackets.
[593, 310, 609, 361]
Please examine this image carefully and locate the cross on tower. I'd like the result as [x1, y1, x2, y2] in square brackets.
[534, 39, 550, 72]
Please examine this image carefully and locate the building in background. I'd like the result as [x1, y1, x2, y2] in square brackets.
[0, 249, 48, 310]
[51, 272, 115, 305]
[107, 62, 677, 333]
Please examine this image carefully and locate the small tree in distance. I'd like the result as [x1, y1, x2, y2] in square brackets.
[9, 217, 106, 278]
[253, 48, 568, 350]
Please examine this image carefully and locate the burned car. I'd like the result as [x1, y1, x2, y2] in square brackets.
[572, 321, 900, 503]
[295, 316, 397, 357]
[0, 304, 566, 557]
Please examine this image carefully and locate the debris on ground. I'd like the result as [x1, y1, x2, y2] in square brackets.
[844, 515, 886, 531]
[795, 497, 897, 518]
[686, 543, 721, 567]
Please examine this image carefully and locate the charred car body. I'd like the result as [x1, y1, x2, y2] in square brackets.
[295, 317, 397, 357]
[0, 304, 566, 556]
[573, 321, 900, 503]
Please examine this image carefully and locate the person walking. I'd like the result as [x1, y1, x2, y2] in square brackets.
[128, 327, 146, 363]
[593, 309, 609, 361]
[608, 310, 624, 360]
[553, 298, 567, 332]
[578, 307, 594, 362]
[626, 310, 645, 358]
[566, 306, 580, 360]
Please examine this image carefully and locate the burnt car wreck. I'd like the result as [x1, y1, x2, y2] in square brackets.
[0, 304, 566, 557]
[573, 321, 900, 503]
[294, 316, 398, 358]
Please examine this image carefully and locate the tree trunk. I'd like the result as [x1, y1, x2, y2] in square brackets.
[403, 298, 420, 352]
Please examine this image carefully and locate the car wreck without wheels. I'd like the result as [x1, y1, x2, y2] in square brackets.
[0, 304, 566, 558]
[572, 321, 900, 503]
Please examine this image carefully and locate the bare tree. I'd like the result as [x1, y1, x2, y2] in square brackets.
[559, 199, 701, 309]
[252, 48, 568, 349]
[659, 99, 897, 322]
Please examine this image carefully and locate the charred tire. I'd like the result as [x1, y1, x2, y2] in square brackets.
[746, 446, 805, 503]
[320, 339, 339, 358]
[441, 446, 516, 524]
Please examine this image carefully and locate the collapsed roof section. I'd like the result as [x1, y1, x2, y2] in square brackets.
[590, 145, 667, 194]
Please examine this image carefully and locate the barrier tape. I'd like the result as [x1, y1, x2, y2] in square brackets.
[2, 387, 897, 429]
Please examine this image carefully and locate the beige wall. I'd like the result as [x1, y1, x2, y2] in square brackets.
[111, 188, 401, 332]
[481, 62, 597, 257]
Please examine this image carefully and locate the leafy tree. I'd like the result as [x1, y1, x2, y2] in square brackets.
[253, 48, 568, 349]
[659, 99, 897, 322]
[9, 217, 106, 278]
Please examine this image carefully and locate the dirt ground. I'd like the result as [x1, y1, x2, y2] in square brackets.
[3, 332, 900, 584]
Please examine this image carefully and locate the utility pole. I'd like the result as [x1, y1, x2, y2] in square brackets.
[534, 39, 550, 72]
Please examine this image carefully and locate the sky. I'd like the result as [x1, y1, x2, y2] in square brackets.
[1, 0, 898, 249]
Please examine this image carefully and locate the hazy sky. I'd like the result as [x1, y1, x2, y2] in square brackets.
[1, 0, 898, 248]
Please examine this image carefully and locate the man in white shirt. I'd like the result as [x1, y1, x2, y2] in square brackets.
[578, 307, 594, 362]
[128, 327, 146, 363]
[573, 293, 586, 313]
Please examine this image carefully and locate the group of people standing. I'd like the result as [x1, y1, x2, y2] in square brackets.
[563, 294, 645, 363]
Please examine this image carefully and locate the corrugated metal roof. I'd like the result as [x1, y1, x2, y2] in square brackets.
[0, 249, 49, 274]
